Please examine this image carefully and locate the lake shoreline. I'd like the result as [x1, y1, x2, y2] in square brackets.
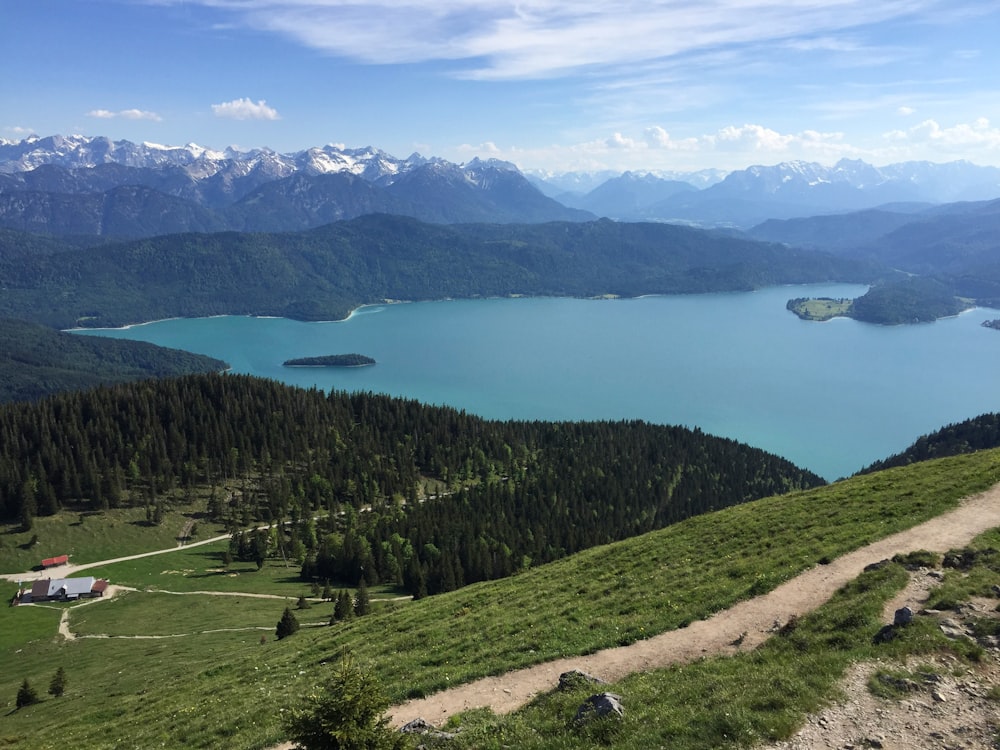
[70, 285, 1000, 482]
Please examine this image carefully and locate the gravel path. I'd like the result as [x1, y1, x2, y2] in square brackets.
[386, 482, 1000, 727]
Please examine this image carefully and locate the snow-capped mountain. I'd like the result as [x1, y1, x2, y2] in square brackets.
[0, 135, 591, 236]
[0, 134, 429, 185]
[4, 135, 1000, 233]
[0, 134, 235, 172]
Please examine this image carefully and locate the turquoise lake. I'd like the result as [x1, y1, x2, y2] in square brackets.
[75, 283, 1000, 481]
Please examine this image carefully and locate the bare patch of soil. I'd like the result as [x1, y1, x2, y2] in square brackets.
[762, 571, 1000, 750]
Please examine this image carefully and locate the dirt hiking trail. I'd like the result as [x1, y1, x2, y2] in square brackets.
[386, 482, 1000, 727]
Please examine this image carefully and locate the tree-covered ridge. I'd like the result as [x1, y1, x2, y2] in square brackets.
[860, 412, 1000, 473]
[0, 318, 228, 403]
[0, 215, 878, 328]
[760, 199, 1000, 324]
[0, 374, 823, 596]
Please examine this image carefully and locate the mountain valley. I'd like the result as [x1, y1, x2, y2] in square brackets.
[3, 134, 1000, 749]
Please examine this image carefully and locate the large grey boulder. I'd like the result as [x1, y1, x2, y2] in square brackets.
[574, 692, 624, 724]
[893, 606, 913, 626]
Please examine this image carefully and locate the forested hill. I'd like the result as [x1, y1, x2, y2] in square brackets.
[750, 198, 1000, 324]
[0, 215, 880, 328]
[860, 412, 1000, 473]
[0, 373, 823, 596]
[0, 318, 228, 402]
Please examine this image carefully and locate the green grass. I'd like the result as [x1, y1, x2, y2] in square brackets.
[0, 504, 227, 575]
[82, 541, 307, 594]
[440, 523, 1000, 750]
[68, 590, 332, 638]
[441, 563, 914, 749]
[80, 540, 407, 601]
[0, 449, 998, 749]
[923, 527, 1000, 610]
[787, 297, 853, 321]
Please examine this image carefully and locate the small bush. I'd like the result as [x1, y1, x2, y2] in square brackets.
[892, 550, 941, 569]
[868, 669, 921, 699]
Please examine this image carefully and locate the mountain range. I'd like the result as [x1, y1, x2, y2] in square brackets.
[0, 135, 592, 236]
[4, 136, 1000, 236]
[550, 159, 1000, 226]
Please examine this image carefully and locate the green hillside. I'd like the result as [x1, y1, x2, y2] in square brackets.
[760, 200, 1000, 324]
[0, 215, 877, 328]
[0, 318, 228, 402]
[2, 447, 998, 748]
[862, 411, 1000, 472]
[0, 374, 822, 595]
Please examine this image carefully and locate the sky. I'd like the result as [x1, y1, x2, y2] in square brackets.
[3, 0, 1000, 174]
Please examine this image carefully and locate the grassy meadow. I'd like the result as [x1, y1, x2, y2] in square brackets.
[1, 449, 999, 748]
[0, 504, 224, 575]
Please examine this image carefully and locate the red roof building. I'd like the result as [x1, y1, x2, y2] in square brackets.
[41, 555, 69, 568]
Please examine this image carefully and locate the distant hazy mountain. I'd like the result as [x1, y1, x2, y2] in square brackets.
[527, 167, 726, 197]
[748, 197, 1000, 273]
[0, 135, 591, 235]
[642, 159, 1000, 227]
[556, 172, 698, 219]
[528, 159, 1000, 227]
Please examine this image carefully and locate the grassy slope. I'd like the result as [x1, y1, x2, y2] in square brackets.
[0, 506, 226, 575]
[1, 449, 999, 748]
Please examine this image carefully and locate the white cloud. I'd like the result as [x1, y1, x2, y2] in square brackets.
[713, 124, 796, 152]
[883, 117, 1000, 149]
[155, 0, 949, 80]
[211, 98, 281, 120]
[87, 108, 162, 121]
[606, 132, 637, 149]
[897, 106, 916, 115]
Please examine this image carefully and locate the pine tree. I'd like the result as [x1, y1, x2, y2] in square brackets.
[16, 678, 39, 709]
[354, 579, 371, 617]
[48, 667, 67, 698]
[275, 606, 300, 640]
[333, 590, 354, 621]
[282, 651, 407, 750]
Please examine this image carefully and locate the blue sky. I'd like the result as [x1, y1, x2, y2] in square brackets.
[3, 0, 1000, 173]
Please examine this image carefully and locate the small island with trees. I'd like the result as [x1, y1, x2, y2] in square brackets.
[982, 319, 1000, 331]
[282, 354, 376, 368]
[788, 277, 974, 326]
[786, 297, 853, 321]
